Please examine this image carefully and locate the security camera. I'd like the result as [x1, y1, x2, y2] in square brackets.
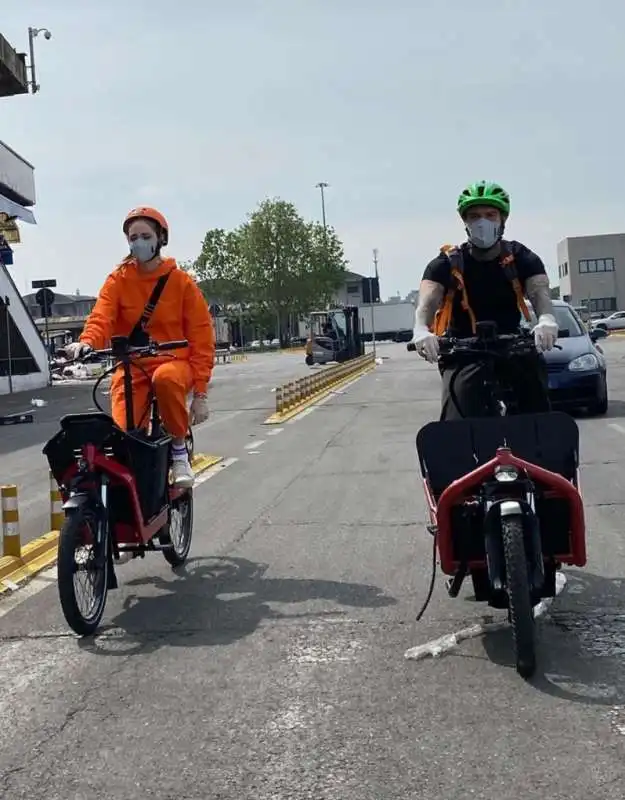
[44, 30, 51, 40]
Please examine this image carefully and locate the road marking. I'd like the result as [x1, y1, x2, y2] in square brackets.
[244, 439, 266, 451]
[608, 422, 625, 435]
[266, 428, 284, 436]
[284, 373, 367, 425]
[404, 572, 567, 662]
[0, 566, 58, 619]
[194, 456, 238, 486]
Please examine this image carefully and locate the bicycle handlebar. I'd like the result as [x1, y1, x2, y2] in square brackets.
[407, 331, 562, 356]
[91, 336, 189, 360]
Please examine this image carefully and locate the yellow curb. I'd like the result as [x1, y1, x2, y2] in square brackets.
[263, 363, 375, 424]
[191, 453, 224, 472]
[0, 452, 224, 596]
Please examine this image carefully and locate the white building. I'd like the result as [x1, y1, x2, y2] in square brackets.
[0, 139, 48, 394]
[557, 233, 625, 315]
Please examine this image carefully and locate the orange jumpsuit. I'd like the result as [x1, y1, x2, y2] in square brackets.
[80, 257, 215, 438]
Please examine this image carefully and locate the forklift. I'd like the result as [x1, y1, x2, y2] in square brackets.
[305, 306, 365, 365]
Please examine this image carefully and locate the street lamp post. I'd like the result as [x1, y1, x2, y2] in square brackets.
[27, 26, 52, 94]
[315, 182, 329, 229]
[370, 249, 379, 359]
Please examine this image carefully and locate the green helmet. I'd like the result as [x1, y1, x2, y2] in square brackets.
[457, 181, 510, 218]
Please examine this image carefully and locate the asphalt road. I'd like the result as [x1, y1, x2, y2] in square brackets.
[0, 350, 312, 546]
[1, 340, 625, 798]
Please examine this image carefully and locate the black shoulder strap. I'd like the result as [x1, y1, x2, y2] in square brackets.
[129, 270, 172, 341]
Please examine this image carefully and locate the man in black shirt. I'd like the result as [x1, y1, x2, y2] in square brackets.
[411, 181, 558, 420]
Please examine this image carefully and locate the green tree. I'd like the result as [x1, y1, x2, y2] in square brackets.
[192, 197, 348, 344]
[193, 228, 247, 306]
[239, 199, 347, 342]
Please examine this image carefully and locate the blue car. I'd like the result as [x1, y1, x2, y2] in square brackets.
[525, 300, 608, 415]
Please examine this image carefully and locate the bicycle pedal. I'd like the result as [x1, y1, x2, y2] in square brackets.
[426, 524, 437, 537]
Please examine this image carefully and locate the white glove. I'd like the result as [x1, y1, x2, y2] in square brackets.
[411, 325, 440, 363]
[64, 341, 92, 360]
[533, 313, 558, 353]
[190, 392, 210, 425]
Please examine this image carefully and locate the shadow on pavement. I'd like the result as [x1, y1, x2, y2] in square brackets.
[79, 556, 397, 657]
[599, 399, 625, 420]
[481, 569, 625, 705]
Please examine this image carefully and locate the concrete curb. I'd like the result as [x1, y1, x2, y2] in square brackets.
[264, 353, 376, 424]
[0, 452, 224, 596]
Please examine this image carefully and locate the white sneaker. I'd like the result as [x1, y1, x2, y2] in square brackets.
[171, 457, 195, 488]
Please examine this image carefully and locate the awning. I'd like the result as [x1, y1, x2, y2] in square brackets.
[0, 192, 36, 224]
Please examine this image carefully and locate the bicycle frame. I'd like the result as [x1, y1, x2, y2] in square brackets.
[421, 445, 587, 576]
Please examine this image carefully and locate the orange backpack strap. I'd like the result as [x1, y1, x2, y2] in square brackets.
[499, 243, 531, 322]
[433, 245, 477, 335]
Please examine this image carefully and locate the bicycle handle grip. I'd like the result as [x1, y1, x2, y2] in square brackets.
[407, 342, 417, 352]
[158, 340, 189, 351]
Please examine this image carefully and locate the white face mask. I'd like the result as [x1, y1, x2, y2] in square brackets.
[129, 236, 158, 263]
[466, 218, 500, 250]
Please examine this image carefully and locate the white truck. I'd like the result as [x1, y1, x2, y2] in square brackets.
[358, 300, 414, 342]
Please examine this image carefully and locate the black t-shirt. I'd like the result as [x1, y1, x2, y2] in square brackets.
[422, 240, 546, 336]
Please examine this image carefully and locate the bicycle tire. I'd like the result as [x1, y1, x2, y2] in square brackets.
[502, 514, 536, 678]
[57, 506, 109, 636]
[162, 490, 194, 568]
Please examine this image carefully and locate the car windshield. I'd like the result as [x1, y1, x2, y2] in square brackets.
[524, 305, 585, 337]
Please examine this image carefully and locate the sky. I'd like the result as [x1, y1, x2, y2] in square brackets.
[2, 0, 625, 300]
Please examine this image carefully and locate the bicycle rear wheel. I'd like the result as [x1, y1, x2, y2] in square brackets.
[57, 506, 109, 636]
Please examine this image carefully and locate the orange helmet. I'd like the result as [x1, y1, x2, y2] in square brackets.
[123, 206, 169, 246]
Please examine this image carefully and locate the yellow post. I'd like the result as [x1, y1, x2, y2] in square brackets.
[276, 386, 284, 414]
[50, 471, 64, 531]
[1, 484, 20, 558]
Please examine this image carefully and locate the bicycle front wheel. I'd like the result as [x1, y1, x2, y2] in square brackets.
[502, 514, 536, 678]
[57, 506, 109, 636]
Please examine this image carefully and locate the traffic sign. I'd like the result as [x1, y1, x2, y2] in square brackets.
[31, 278, 57, 289]
[35, 287, 55, 316]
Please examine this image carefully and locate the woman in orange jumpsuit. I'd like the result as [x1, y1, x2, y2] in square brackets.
[65, 207, 215, 487]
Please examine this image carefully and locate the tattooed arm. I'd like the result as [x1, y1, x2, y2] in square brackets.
[525, 273, 554, 318]
[414, 280, 445, 329]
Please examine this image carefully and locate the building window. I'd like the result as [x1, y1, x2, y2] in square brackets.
[587, 296, 617, 313]
[346, 284, 360, 295]
[579, 257, 615, 273]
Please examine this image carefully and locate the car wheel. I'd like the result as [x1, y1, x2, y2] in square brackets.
[589, 377, 608, 415]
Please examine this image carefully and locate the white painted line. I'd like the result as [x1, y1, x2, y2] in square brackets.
[0, 566, 58, 619]
[244, 439, 266, 450]
[404, 572, 567, 662]
[194, 456, 238, 487]
[608, 422, 625, 435]
[285, 371, 371, 425]
[266, 428, 284, 436]
[286, 406, 316, 424]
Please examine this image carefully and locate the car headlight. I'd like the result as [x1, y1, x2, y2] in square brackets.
[568, 353, 599, 371]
